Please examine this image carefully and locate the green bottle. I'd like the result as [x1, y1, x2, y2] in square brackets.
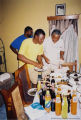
[62, 96, 68, 119]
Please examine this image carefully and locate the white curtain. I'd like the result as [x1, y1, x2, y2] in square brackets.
[61, 24, 79, 71]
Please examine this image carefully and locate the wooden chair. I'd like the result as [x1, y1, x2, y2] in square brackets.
[61, 60, 77, 72]
[0, 83, 18, 120]
[11, 84, 28, 120]
[15, 64, 34, 106]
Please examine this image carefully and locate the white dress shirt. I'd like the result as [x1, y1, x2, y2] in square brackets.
[43, 36, 64, 68]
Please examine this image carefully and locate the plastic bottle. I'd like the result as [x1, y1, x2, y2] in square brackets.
[55, 94, 61, 116]
[45, 90, 51, 112]
[37, 80, 41, 91]
[61, 96, 68, 119]
[71, 90, 77, 115]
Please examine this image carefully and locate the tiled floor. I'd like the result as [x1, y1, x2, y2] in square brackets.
[0, 104, 7, 120]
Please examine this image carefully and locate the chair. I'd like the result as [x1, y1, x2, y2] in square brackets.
[15, 64, 34, 106]
[61, 60, 77, 72]
[0, 83, 29, 120]
[0, 83, 18, 119]
[11, 84, 28, 120]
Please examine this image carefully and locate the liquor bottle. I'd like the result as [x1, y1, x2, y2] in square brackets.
[71, 90, 77, 115]
[38, 71, 42, 80]
[50, 70, 54, 80]
[62, 96, 68, 119]
[37, 72, 42, 91]
[51, 99, 55, 111]
[55, 94, 61, 116]
[42, 88, 46, 108]
[67, 96, 70, 113]
[45, 90, 51, 112]
[51, 76, 55, 84]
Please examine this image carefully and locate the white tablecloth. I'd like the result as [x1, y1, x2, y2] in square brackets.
[24, 92, 81, 120]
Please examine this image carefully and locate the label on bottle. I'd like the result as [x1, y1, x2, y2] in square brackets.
[56, 97, 60, 103]
[73, 96, 77, 102]
[62, 100, 64, 106]
[45, 100, 51, 108]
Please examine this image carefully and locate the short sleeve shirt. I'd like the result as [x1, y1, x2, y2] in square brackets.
[19, 38, 43, 68]
[11, 34, 26, 50]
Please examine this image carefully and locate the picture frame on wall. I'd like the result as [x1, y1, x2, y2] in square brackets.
[55, 3, 66, 16]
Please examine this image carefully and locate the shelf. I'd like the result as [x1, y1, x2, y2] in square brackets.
[47, 14, 79, 21]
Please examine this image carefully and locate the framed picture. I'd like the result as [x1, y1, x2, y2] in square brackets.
[55, 3, 66, 16]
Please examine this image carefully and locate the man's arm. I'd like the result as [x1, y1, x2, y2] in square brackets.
[18, 54, 43, 68]
[37, 55, 43, 65]
[10, 45, 18, 55]
[60, 51, 64, 60]
[42, 54, 50, 64]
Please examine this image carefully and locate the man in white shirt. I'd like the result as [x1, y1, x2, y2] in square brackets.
[42, 29, 64, 72]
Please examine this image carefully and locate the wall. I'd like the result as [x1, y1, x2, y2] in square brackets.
[1, 0, 81, 72]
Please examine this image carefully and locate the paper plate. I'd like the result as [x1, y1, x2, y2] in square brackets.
[28, 88, 37, 96]
[70, 73, 81, 79]
[34, 66, 47, 72]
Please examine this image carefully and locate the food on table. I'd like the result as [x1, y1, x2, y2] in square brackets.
[57, 87, 61, 91]
[74, 73, 78, 76]
[58, 76, 62, 78]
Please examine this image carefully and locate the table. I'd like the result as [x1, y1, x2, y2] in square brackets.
[24, 91, 81, 120]
[24, 72, 81, 120]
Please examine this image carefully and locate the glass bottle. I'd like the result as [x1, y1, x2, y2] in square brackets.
[71, 90, 77, 115]
[51, 99, 55, 111]
[45, 90, 51, 112]
[55, 94, 61, 116]
[62, 96, 68, 119]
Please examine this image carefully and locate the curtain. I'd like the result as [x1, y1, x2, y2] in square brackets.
[49, 19, 78, 35]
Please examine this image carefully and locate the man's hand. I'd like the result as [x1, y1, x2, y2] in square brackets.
[60, 51, 64, 60]
[45, 57, 50, 64]
[34, 63, 43, 69]
[42, 54, 50, 64]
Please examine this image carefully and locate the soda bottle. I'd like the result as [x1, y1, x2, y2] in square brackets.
[45, 90, 51, 112]
[55, 94, 61, 116]
[71, 90, 77, 115]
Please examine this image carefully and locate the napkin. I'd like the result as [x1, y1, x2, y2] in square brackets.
[24, 102, 46, 120]
[0, 73, 10, 82]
